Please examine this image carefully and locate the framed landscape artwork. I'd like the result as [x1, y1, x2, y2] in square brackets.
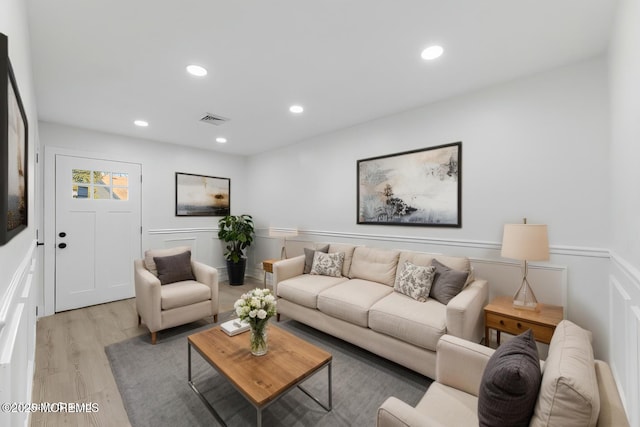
[357, 142, 461, 227]
[1, 33, 29, 246]
[175, 172, 230, 216]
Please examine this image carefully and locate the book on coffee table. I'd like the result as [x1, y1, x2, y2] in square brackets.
[221, 318, 250, 336]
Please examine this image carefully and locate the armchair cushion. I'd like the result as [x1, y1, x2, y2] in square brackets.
[477, 329, 541, 427]
[154, 251, 195, 285]
[144, 246, 190, 276]
[530, 320, 600, 427]
[160, 281, 211, 310]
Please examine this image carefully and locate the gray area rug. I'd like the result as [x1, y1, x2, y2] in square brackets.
[106, 315, 431, 426]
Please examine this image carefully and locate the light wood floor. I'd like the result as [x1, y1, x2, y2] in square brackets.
[30, 277, 264, 427]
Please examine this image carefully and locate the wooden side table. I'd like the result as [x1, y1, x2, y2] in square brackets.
[484, 296, 563, 347]
[262, 259, 279, 288]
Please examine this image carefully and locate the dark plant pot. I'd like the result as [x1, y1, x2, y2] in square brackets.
[227, 258, 247, 286]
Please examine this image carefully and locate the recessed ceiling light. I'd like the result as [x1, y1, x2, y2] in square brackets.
[421, 45, 444, 60]
[186, 64, 208, 77]
[216, 137, 227, 143]
[134, 120, 149, 127]
[289, 105, 304, 114]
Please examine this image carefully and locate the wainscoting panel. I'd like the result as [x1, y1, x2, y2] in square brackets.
[0, 243, 37, 427]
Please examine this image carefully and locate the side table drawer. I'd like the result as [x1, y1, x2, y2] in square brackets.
[486, 313, 555, 344]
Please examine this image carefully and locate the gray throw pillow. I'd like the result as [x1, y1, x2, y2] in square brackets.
[429, 259, 469, 305]
[154, 251, 195, 285]
[478, 329, 542, 427]
[303, 244, 329, 274]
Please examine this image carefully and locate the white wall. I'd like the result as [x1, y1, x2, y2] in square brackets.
[608, 0, 640, 424]
[38, 122, 251, 314]
[0, 1, 40, 425]
[247, 57, 611, 354]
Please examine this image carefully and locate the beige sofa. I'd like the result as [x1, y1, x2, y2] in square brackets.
[377, 320, 629, 427]
[273, 243, 488, 379]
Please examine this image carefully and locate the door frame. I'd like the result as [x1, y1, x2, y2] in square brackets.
[43, 146, 143, 315]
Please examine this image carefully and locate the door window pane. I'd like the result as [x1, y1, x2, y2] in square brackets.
[72, 169, 91, 183]
[73, 185, 90, 199]
[72, 170, 129, 200]
[94, 171, 111, 185]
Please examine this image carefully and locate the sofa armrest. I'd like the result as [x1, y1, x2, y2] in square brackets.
[192, 260, 219, 316]
[272, 255, 305, 295]
[435, 335, 494, 397]
[377, 397, 445, 427]
[446, 279, 488, 343]
[134, 259, 162, 332]
[594, 360, 630, 427]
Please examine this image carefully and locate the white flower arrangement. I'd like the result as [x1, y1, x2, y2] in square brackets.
[234, 288, 277, 354]
[234, 288, 277, 327]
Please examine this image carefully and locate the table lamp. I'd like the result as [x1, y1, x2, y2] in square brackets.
[268, 227, 299, 259]
[501, 219, 549, 310]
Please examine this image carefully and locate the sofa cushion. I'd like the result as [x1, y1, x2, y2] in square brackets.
[349, 247, 400, 286]
[154, 251, 195, 285]
[429, 259, 469, 305]
[328, 243, 357, 277]
[276, 274, 348, 309]
[144, 246, 190, 277]
[394, 260, 436, 302]
[310, 251, 345, 277]
[303, 244, 329, 274]
[398, 251, 474, 287]
[160, 281, 211, 310]
[369, 292, 446, 351]
[317, 279, 393, 327]
[478, 329, 542, 427]
[530, 320, 600, 427]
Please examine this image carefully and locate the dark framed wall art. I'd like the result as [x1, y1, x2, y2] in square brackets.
[1, 33, 29, 246]
[175, 172, 230, 216]
[357, 142, 461, 227]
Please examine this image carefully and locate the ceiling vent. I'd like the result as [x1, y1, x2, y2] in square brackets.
[199, 113, 230, 126]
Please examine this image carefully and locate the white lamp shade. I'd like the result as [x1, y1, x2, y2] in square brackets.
[501, 224, 549, 261]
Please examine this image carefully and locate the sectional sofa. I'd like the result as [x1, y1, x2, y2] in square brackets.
[273, 243, 488, 379]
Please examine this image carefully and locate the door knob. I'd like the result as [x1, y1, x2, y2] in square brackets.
[59, 232, 67, 238]
[58, 243, 67, 249]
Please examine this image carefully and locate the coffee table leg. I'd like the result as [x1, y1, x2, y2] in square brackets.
[297, 361, 332, 411]
[257, 408, 262, 427]
[188, 342, 228, 426]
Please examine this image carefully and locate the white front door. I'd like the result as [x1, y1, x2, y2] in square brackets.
[55, 155, 141, 311]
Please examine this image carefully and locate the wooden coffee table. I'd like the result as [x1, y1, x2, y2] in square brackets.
[188, 324, 332, 427]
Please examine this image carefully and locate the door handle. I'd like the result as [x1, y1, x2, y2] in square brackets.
[58, 243, 67, 249]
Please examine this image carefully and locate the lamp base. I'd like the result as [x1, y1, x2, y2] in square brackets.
[512, 277, 538, 311]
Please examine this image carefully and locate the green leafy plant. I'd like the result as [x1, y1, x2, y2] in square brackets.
[217, 214, 255, 263]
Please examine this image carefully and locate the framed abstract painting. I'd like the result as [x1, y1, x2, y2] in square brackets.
[357, 142, 461, 227]
[1, 33, 29, 245]
[175, 172, 230, 216]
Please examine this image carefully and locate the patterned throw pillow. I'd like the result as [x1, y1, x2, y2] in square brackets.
[310, 251, 345, 277]
[303, 244, 330, 274]
[394, 261, 436, 302]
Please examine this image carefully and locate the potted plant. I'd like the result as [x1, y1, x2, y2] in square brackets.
[218, 214, 254, 285]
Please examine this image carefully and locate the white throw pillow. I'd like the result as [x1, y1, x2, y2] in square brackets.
[310, 251, 345, 277]
[394, 261, 436, 302]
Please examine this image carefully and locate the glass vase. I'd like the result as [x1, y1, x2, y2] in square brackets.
[249, 324, 268, 356]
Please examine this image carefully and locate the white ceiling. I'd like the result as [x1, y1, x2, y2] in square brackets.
[26, 0, 617, 156]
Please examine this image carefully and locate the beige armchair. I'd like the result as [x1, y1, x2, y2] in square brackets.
[134, 246, 219, 344]
[377, 321, 629, 427]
